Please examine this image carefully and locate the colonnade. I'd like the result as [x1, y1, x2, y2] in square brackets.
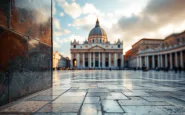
[71, 52, 124, 68]
[137, 50, 184, 69]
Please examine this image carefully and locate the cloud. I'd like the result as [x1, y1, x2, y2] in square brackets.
[55, 35, 85, 44]
[116, 0, 185, 52]
[60, 12, 64, 17]
[54, 19, 61, 30]
[53, 41, 61, 48]
[54, 29, 71, 37]
[57, 0, 82, 19]
[82, 3, 100, 14]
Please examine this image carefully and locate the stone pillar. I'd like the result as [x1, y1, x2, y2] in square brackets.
[170, 53, 173, 69]
[77, 53, 80, 68]
[136, 57, 138, 68]
[146, 56, 149, 68]
[152, 55, 155, 69]
[140, 56, 142, 68]
[109, 53, 111, 67]
[93, 52, 95, 67]
[70, 53, 73, 68]
[99, 52, 101, 68]
[114, 53, 117, 67]
[165, 54, 168, 68]
[180, 51, 184, 68]
[83, 53, 85, 68]
[161, 55, 163, 68]
[175, 52, 178, 67]
[158, 55, 160, 68]
[121, 54, 124, 68]
[89, 52, 91, 68]
[102, 52, 105, 67]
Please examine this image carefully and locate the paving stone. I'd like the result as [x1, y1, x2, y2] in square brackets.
[80, 104, 102, 115]
[38, 103, 81, 113]
[62, 92, 86, 96]
[102, 100, 124, 113]
[28, 95, 57, 101]
[87, 92, 111, 97]
[0, 101, 48, 112]
[122, 106, 168, 115]
[53, 96, 84, 104]
[38, 89, 68, 96]
[104, 113, 125, 115]
[88, 88, 109, 92]
[101, 93, 128, 100]
[142, 96, 168, 102]
[84, 97, 100, 103]
[34, 113, 77, 115]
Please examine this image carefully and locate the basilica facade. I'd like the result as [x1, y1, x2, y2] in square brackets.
[70, 19, 124, 69]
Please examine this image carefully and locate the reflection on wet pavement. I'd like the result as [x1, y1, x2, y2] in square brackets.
[0, 70, 185, 115]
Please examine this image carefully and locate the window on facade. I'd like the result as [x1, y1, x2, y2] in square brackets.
[74, 54, 76, 57]
[96, 53, 98, 57]
[100, 39, 101, 43]
[74, 45, 76, 48]
[118, 54, 120, 57]
[118, 45, 120, 48]
[182, 37, 184, 42]
[93, 39, 94, 43]
[177, 38, 180, 42]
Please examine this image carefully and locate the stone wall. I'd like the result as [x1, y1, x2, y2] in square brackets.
[0, 0, 52, 106]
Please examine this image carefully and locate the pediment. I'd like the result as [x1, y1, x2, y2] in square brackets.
[89, 45, 105, 50]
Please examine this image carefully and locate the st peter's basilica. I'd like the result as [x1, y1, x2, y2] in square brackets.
[70, 19, 124, 69]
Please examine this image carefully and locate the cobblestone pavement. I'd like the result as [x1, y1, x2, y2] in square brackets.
[1, 70, 185, 115]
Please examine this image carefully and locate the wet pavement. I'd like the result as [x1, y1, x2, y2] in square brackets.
[0, 70, 185, 115]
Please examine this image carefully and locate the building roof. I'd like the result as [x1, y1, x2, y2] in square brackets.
[132, 38, 163, 47]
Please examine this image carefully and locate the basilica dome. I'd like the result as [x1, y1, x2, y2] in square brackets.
[88, 19, 108, 43]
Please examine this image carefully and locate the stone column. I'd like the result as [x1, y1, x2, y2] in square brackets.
[170, 53, 173, 69]
[165, 54, 168, 68]
[175, 52, 178, 67]
[83, 53, 85, 68]
[121, 54, 124, 68]
[114, 53, 117, 67]
[99, 52, 101, 68]
[109, 53, 111, 67]
[93, 52, 95, 67]
[146, 56, 149, 68]
[77, 53, 79, 68]
[161, 55, 163, 68]
[70, 53, 73, 68]
[102, 52, 105, 67]
[89, 52, 91, 68]
[140, 56, 142, 68]
[152, 55, 155, 69]
[136, 57, 138, 68]
[180, 51, 184, 68]
[158, 55, 160, 68]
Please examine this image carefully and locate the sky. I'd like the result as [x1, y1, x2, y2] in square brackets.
[53, 0, 185, 58]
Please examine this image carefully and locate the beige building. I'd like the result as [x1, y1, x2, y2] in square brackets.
[70, 19, 124, 69]
[125, 31, 185, 69]
[53, 51, 70, 69]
